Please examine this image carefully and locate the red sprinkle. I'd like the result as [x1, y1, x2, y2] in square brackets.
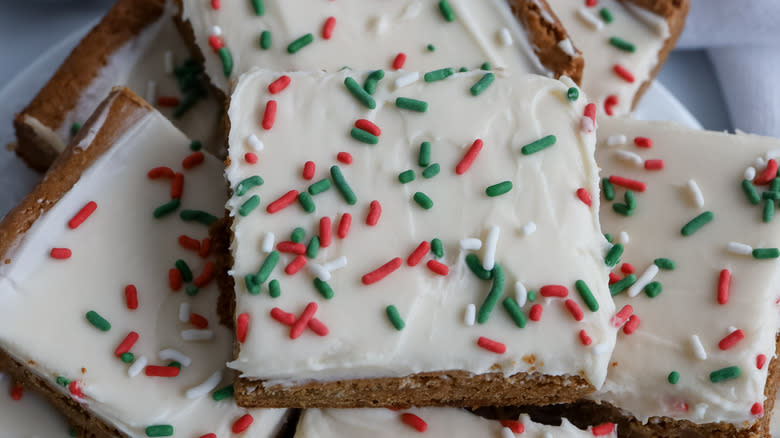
[717, 269, 731, 305]
[719, 329, 745, 350]
[302, 161, 316, 180]
[621, 263, 634, 274]
[10, 382, 23, 400]
[576, 188, 592, 206]
[644, 159, 664, 170]
[362, 257, 403, 285]
[584, 103, 597, 121]
[366, 200, 382, 226]
[592, 422, 615, 436]
[477, 336, 506, 354]
[50, 248, 72, 259]
[321, 16, 336, 40]
[145, 365, 180, 378]
[755, 159, 778, 185]
[244, 153, 258, 164]
[148, 166, 175, 179]
[210, 0, 220, 9]
[355, 119, 381, 136]
[337, 152, 353, 164]
[199, 238, 211, 258]
[604, 95, 618, 116]
[337, 213, 352, 239]
[125, 285, 138, 310]
[757, 354, 768, 369]
[285, 255, 307, 275]
[157, 96, 179, 107]
[208, 35, 224, 52]
[262, 100, 277, 130]
[236, 313, 250, 343]
[201, 434, 217, 438]
[68, 381, 84, 399]
[267, 190, 300, 213]
[426, 260, 449, 276]
[585, 0, 597, 6]
[268, 75, 291, 94]
[613, 64, 635, 83]
[456, 139, 484, 175]
[579, 329, 592, 346]
[634, 137, 653, 148]
[407, 241, 431, 266]
[499, 420, 524, 434]
[68, 201, 97, 229]
[611, 305, 633, 327]
[271, 308, 296, 326]
[564, 299, 584, 321]
[609, 175, 646, 192]
[401, 413, 427, 432]
[179, 235, 201, 251]
[392, 53, 407, 70]
[540, 285, 568, 298]
[232, 414, 254, 433]
[608, 272, 620, 284]
[277, 241, 306, 255]
[194, 261, 215, 287]
[308, 318, 330, 336]
[114, 331, 139, 357]
[752, 402, 764, 416]
[291, 302, 318, 339]
[623, 314, 640, 334]
[190, 313, 209, 329]
[319, 217, 332, 247]
[182, 152, 205, 169]
[529, 304, 543, 321]
[171, 173, 184, 199]
[169, 268, 183, 291]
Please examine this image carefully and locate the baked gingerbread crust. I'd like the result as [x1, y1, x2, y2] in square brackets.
[12, 0, 166, 172]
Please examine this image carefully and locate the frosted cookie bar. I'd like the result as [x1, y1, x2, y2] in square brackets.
[222, 69, 616, 408]
[0, 88, 287, 437]
[13, 0, 222, 171]
[0, 373, 73, 437]
[544, 0, 688, 116]
[176, 0, 583, 94]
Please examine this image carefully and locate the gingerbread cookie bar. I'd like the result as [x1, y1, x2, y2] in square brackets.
[1, 372, 74, 437]
[590, 117, 780, 437]
[176, 0, 584, 94]
[223, 69, 616, 408]
[544, 0, 688, 116]
[13, 0, 222, 172]
[0, 88, 287, 437]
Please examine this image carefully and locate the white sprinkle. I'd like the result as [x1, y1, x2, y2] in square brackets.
[501, 427, 515, 438]
[521, 222, 537, 236]
[459, 238, 482, 251]
[185, 370, 222, 399]
[308, 263, 331, 281]
[577, 7, 603, 30]
[690, 334, 707, 360]
[606, 135, 627, 146]
[727, 241, 753, 255]
[400, 1, 422, 20]
[128, 356, 147, 378]
[211, 25, 222, 36]
[618, 231, 630, 245]
[163, 51, 174, 74]
[557, 39, 575, 57]
[627, 264, 659, 297]
[246, 134, 264, 151]
[145, 80, 157, 104]
[686, 179, 704, 208]
[323, 256, 348, 272]
[261, 232, 275, 253]
[580, 116, 596, 134]
[728, 326, 738, 334]
[372, 15, 390, 34]
[179, 302, 191, 323]
[593, 343, 611, 355]
[515, 281, 527, 307]
[615, 150, 643, 167]
[482, 225, 500, 270]
[766, 149, 780, 160]
[181, 329, 215, 342]
[159, 349, 192, 367]
[394, 72, 420, 89]
[464, 304, 476, 326]
[498, 28, 513, 47]
[744, 167, 757, 180]
[694, 403, 708, 419]
[756, 157, 767, 170]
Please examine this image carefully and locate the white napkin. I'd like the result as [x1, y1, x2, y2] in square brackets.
[674, 0, 780, 137]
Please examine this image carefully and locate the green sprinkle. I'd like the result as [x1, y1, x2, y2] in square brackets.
[742, 180, 761, 205]
[269, 279, 281, 298]
[350, 127, 379, 144]
[478, 264, 505, 324]
[168, 361, 182, 369]
[431, 238, 444, 258]
[70, 428, 77, 437]
[527, 290, 537, 302]
[256, 251, 280, 283]
[612, 203, 633, 216]
[86, 311, 111, 332]
[153, 199, 181, 218]
[480, 62, 491, 71]
[667, 371, 680, 384]
[419, 142, 431, 167]
[287, 33, 313, 54]
[398, 170, 416, 184]
[396, 97, 428, 112]
[609, 36, 636, 52]
[239, 195, 261, 216]
[386, 305, 405, 330]
[427, 44, 436, 52]
[602, 177, 615, 201]
[314, 278, 334, 299]
[575, 280, 599, 312]
[424, 67, 455, 82]
[600, 7, 614, 23]
[438, 0, 456, 22]
[422, 163, 440, 179]
[260, 30, 272, 50]
[610, 274, 636, 296]
[681, 211, 714, 236]
[185, 285, 199, 296]
[291, 227, 306, 243]
[604, 233, 613, 243]
[298, 191, 316, 213]
[245, 274, 260, 295]
[250, 0, 264, 15]
[212, 384, 234, 401]
[236, 175, 263, 196]
[753, 248, 780, 259]
[121, 352, 134, 363]
[306, 236, 320, 259]
[413, 192, 434, 209]
[521, 135, 556, 155]
[56, 376, 70, 386]
[217, 47, 233, 77]
[625, 190, 636, 209]
[654, 258, 675, 270]
[710, 366, 740, 383]
[502, 297, 527, 328]
[331, 165, 357, 205]
[764, 198, 775, 222]
[363, 70, 385, 95]
[772, 177, 780, 192]
[486, 181, 513, 197]
[465, 253, 493, 280]
[176, 259, 193, 282]
[604, 243, 623, 267]
[344, 77, 376, 109]
[145, 425, 174, 436]
[763, 191, 779, 200]
[189, 140, 202, 151]
[567, 87, 579, 101]
[459, 67, 468, 72]
[470, 72, 495, 96]
[644, 281, 663, 298]
[70, 122, 81, 136]
[180, 210, 217, 226]
[308, 178, 332, 195]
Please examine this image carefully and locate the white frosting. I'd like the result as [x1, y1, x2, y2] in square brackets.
[545, 0, 669, 116]
[0, 372, 72, 437]
[0, 104, 286, 436]
[595, 117, 780, 426]
[225, 69, 616, 390]
[180, 0, 549, 94]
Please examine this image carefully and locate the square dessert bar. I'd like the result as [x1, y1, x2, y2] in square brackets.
[0, 88, 286, 437]
[14, 0, 222, 172]
[545, 0, 689, 116]
[176, 0, 583, 94]
[223, 69, 616, 408]
[592, 117, 780, 437]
